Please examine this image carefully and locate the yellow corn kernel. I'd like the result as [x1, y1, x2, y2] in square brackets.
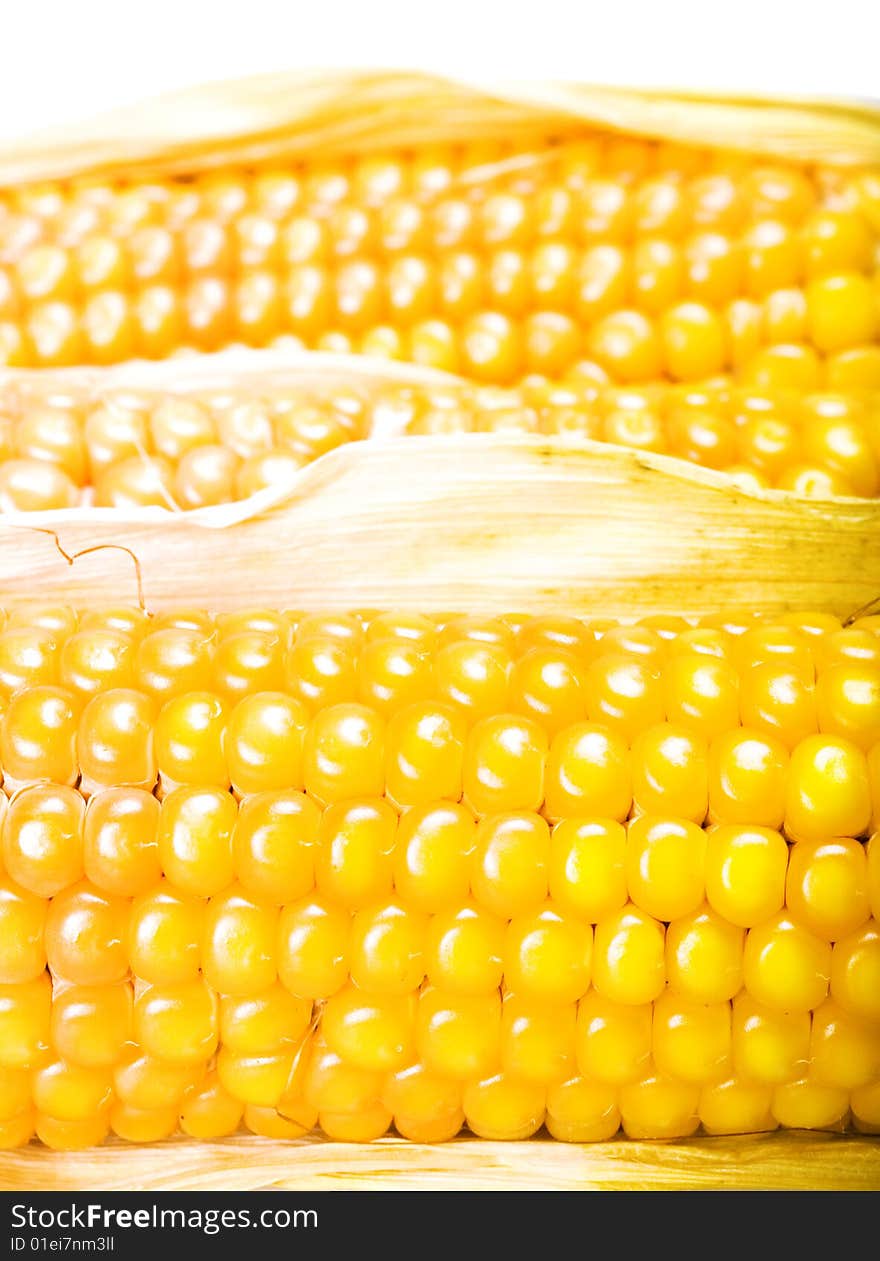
[319, 1103, 392, 1142]
[157, 785, 236, 897]
[708, 729, 789, 828]
[110, 1101, 179, 1143]
[652, 991, 732, 1084]
[0, 685, 80, 788]
[463, 1072, 545, 1140]
[134, 979, 218, 1064]
[382, 1061, 463, 1142]
[45, 881, 128, 985]
[243, 1103, 316, 1140]
[216, 1047, 296, 1108]
[82, 787, 161, 897]
[851, 1079, 880, 1133]
[302, 1040, 383, 1115]
[771, 1075, 849, 1130]
[179, 1071, 243, 1139]
[51, 983, 132, 1067]
[0, 1074, 32, 1124]
[664, 655, 740, 740]
[303, 702, 386, 804]
[77, 689, 158, 794]
[463, 714, 547, 815]
[32, 1059, 112, 1123]
[392, 802, 474, 912]
[548, 818, 627, 923]
[203, 886, 278, 996]
[0, 875, 48, 983]
[348, 899, 426, 996]
[785, 735, 872, 841]
[743, 912, 831, 1012]
[665, 903, 744, 1003]
[545, 1075, 620, 1143]
[592, 904, 666, 1005]
[225, 692, 309, 795]
[0, 974, 52, 1068]
[36, 1113, 110, 1152]
[113, 1051, 203, 1111]
[619, 1068, 700, 1139]
[2, 783, 85, 897]
[705, 824, 788, 927]
[500, 994, 576, 1084]
[220, 985, 311, 1056]
[698, 1076, 776, 1135]
[504, 903, 592, 1004]
[509, 646, 587, 736]
[631, 723, 708, 823]
[232, 790, 319, 906]
[423, 901, 504, 995]
[625, 814, 707, 921]
[785, 837, 870, 941]
[830, 920, 880, 1023]
[809, 998, 880, 1089]
[576, 989, 652, 1085]
[385, 702, 466, 807]
[544, 722, 632, 821]
[417, 987, 501, 1080]
[128, 880, 203, 985]
[471, 811, 550, 918]
[731, 992, 810, 1085]
[277, 895, 349, 1000]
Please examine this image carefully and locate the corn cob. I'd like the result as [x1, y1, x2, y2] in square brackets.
[0, 603, 877, 1150]
[1, 369, 878, 511]
[1, 104, 879, 387]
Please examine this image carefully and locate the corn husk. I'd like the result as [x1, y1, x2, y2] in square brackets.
[0, 350, 877, 618]
[0, 69, 878, 188]
[0, 1130, 877, 1193]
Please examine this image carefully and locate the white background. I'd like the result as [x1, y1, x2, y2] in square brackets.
[2, 0, 878, 144]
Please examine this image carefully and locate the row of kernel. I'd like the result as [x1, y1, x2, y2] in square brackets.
[2, 798, 878, 1008]
[2, 150, 874, 271]
[3, 965, 875, 1088]
[1, 641, 878, 740]
[2, 611, 875, 700]
[2, 1074, 877, 1151]
[2, 772, 879, 916]
[0, 983, 876, 1148]
[3, 300, 876, 393]
[4, 139, 873, 223]
[0, 613, 877, 749]
[5, 235, 874, 323]
[0, 135, 876, 374]
[2, 158, 876, 280]
[0, 604, 877, 701]
[1, 687, 877, 841]
[0, 606, 876, 715]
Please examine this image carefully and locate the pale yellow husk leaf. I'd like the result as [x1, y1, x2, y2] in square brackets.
[0, 69, 877, 187]
[1, 1131, 878, 1193]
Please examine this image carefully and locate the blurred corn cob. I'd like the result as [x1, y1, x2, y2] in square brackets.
[0, 73, 877, 387]
[0, 601, 878, 1149]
